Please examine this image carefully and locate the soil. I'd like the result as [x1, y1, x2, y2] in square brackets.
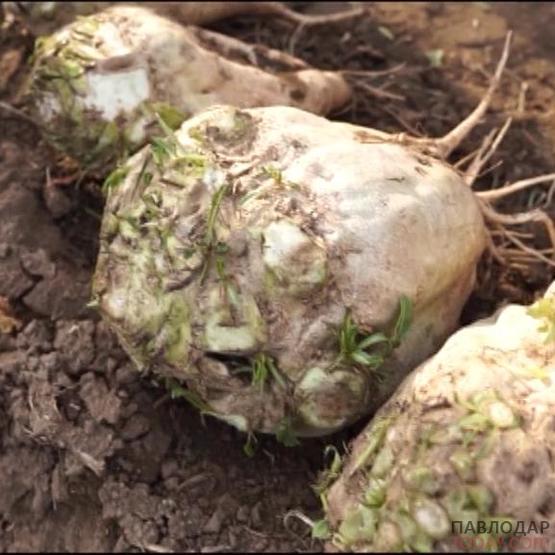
[1, 2, 554, 552]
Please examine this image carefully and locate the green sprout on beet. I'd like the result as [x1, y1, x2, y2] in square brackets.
[102, 164, 129, 194]
[276, 416, 300, 447]
[334, 295, 413, 377]
[200, 184, 230, 283]
[313, 445, 344, 511]
[243, 432, 258, 458]
[527, 296, 555, 343]
[165, 377, 214, 415]
[311, 519, 332, 540]
[151, 136, 176, 166]
[251, 353, 287, 391]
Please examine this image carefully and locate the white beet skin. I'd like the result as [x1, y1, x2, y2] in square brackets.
[92, 104, 487, 438]
[25, 5, 351, 172]
[323, 281, 555, 552]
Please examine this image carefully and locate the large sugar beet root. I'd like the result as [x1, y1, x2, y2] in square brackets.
[322, 282, 555, 552]
[24, 5, 350, 172]
[92, 105, 486, 438]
